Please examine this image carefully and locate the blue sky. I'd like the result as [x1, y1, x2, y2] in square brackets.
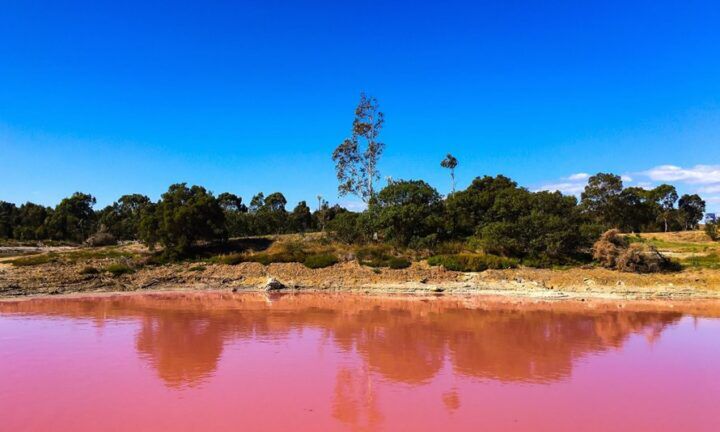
[1, 0, 719, 212]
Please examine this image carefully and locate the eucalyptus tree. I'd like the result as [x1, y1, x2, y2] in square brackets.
[440, 153, 459, 194]
[332, 93, 385, 203]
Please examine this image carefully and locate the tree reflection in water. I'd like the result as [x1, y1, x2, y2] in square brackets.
[0, 292, 686, 388]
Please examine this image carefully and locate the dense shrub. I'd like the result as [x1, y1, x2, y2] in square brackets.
[374, 180, 443, 247]
[303, 253, 339, 269]
[427, 254, 518, 272]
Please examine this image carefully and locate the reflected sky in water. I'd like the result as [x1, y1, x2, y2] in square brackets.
[1, 292, 719, 431]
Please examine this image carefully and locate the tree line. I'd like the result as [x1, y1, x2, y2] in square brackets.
[0, 93, 709, 263]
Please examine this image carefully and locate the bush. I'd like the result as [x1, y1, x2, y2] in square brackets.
[79, 266, 99, 275]
[427, 254, 518, 272]
[593, 229, 677, 273]
[706, 222, 719, 241]
[355, 245, 411, 268]
[303, 253, 338, 269]
[105, 263, 135, 276]
[85, 231, 117, 247]
[592, 229, 627, 268]
[387, 257, 411, 269]
[616, 244, 679, 273]
[188, 265, 207, 272]
[218, 253, 245, 265]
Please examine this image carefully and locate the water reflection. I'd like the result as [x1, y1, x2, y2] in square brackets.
[0, 292, 693, 389]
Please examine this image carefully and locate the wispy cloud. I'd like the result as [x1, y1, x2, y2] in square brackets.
[567, 172, 590, 181]
[338, 200, 367, 212]
[536, 182, 586, 195]
[643, 164, 720, 184]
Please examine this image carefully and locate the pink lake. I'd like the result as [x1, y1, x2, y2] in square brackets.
[1, 292, 719, 431]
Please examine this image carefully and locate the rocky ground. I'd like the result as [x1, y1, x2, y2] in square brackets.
[2, 253, 719, 300]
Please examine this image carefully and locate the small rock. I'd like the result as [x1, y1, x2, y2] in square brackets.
[419, 277, 429, 284]
[264, 277, 285, 291]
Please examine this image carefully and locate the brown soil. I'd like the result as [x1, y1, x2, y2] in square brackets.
[2, 253, 719, 300]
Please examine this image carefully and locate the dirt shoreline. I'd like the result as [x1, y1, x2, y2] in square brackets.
[2, 259, 720, 301]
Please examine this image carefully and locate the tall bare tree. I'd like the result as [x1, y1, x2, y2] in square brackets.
[332, 93, 385, 203]
[441, 153, 458, 193]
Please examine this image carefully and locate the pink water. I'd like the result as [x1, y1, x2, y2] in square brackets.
[1, 292, 719, 431]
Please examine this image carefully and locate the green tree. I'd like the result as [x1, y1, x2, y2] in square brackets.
[677, 194, 705, 230]
[289, 201, 313, 232]
[217, 192, 248, 237]
[479, 190, 587, 264]
[440, 153, 459, 194]
[444, 175, 518, 238]
[46, 193, 97, 242]
[332, 93, 385, 203]
[648, 184, 678, 232]
[14, 202, 50, 240]
[580, 173, 624, 229]
[140, 184, 226, 258]
[0, 201, 17, 239]
[98, 194, 151, 240]
[375, 180, 443, 246]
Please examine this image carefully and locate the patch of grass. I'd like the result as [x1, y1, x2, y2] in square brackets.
[303, 253, 339, 269]
[64, 248, 135, 263]
[9, 253, 58, 266]
[188, 265, 207, 272]
[79, 266, 99, 275]
[355, 245, 411, 268]
[427, 254, 518, 272]
[680, 253, 720, 270]
[632, 237, 712, 253]
[104, 263, 135, 276]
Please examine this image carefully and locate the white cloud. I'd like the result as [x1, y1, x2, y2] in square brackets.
[536, 182, 586, 195]
[338, 200, 367, 212]
[699, 184, 720, 194]
[621, 175, 633, 182]
[567, 173, 590, 181]
[643, 164, 720, 184]
[705, 196, 720, 204]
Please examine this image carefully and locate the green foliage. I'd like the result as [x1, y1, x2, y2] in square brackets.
[427, 254, 518, 272]
[104, 263, 135, 276]
[332, 93, 384, 202]
[303, 253, 339, 269]
[327, 212, 365, 243]
[355, 245, 410, 268]
[680, 253, 720, 269]
[706, 222, 719, 241]
[188, 265, 207, 272]
[474, 189, 588, 263]
[139, 183, 226, 259]
[10, 253, 58, 266]
[374, 180, 443, 247]
[678, 194, 705, 230]
[45, 192, 97, 243]
[387, 257, 411, 269]
[98, 194, 151, 240]
[289, 201, 314, 233]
